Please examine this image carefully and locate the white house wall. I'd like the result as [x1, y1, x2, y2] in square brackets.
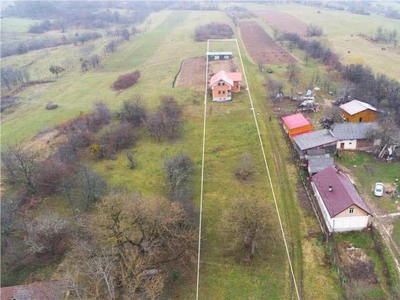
[331, 215, 369, 232]
[337, 139, 357, 150]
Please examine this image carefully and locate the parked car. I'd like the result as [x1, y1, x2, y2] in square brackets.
[374, 182, 384, 197]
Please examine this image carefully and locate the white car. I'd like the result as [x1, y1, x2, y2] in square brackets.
[374, 182, 384, 197]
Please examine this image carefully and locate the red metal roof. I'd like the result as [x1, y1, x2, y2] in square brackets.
[312, 166, 371, 217]
[282, 113, 312, 130]
[209, 71, 233, 87]
[226, 72, 242, 82]
[209, 71, 242, 88]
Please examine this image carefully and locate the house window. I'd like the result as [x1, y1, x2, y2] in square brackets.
[222, 82, 225, 86]
[218, 91, 221, 94]
[349, 207, 354, 214]
[222, 90, 225, 94]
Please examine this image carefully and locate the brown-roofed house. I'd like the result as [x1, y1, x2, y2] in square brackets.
[340, 100, 377, 123]
[311, 166, 372, 233]
[0, 280, 69, 300]
[209, 70, 242, 102]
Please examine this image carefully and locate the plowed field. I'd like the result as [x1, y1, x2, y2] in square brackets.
[255, 11, 308, 36]
[176, 56, 206, 88]
[239, 21, 296, 64]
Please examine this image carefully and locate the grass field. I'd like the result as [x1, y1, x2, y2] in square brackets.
[274, 3, 400, 80]
[2, 6, 389, 299]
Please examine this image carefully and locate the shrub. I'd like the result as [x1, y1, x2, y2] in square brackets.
[112, 70, 141, 90]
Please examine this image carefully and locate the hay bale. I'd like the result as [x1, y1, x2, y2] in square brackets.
[46, 102, 58, 110]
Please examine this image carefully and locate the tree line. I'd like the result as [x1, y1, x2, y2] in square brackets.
[1, 31, 102, 58]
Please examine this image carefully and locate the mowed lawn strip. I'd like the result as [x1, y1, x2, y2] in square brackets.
[199, 95, 289, 299]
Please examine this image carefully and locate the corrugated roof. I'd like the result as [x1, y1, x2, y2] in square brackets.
[209, 71, 233, 87]
[331, 122, 379, 140]
[308, 156, 335, 174]
[0, 281, 68, 300]
[340, 100, 377, 115]
[281, 113, 312, 130]
[293, 129, 337, 150]
[312, 166, 371, 217]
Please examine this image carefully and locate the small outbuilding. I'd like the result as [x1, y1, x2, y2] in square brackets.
[305, 149, 335, 175]
[311, 166, 372, 233]
[207, 51, 233, 60]
[281, 113, 314, 139]
[292, 129, 337, 158]
[340, 100, 377, 123]
[331, 122, 381, 150]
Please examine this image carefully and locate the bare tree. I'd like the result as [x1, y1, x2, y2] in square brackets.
[1, 143, 38, 193]
[267, 79, 284, 102]
[164, 153, 194, 216]
[126, 150, 135, 169]
[65, 193, 196, 299]
[223, 198, 271, 261]
[235, 152, 254, 182]
[286, 62, 300, 85]
[117, 96, 147, 126]
[25, 212, 69, 256]
[146, 112, 165, 142]
[76, 166, 107, 211]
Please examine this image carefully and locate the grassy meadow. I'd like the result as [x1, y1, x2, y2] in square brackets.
[276, 4, 400, 80]
[4, 5, 390, 299]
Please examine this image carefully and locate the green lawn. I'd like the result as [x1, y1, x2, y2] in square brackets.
[275, 3, 400, 80]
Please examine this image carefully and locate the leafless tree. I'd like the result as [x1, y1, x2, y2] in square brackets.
[76, 166, 107, 211]
[286, 62, 300, 85]
[1, 143, 38, 193]
[126, 151, 135, 169]
[267, 79, 284, 102]
[223, 198, 271, 260]
[65, 193, 196, 299]
[164, 153, 195, 216]
[25, 212, 69, 256]
[117, 96, 147, 126]
[235, 152, 254, 182]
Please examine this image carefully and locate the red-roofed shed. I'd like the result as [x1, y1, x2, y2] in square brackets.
[281, 113, 314, 138]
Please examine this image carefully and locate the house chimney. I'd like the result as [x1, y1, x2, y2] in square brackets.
[328, 185, 333, 192]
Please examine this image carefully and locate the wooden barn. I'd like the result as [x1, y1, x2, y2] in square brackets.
[311, 166, 372, 233]
[209, 70, 242, 102]
[340, 100, 377, 123]
[282, 113, 314, 139]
